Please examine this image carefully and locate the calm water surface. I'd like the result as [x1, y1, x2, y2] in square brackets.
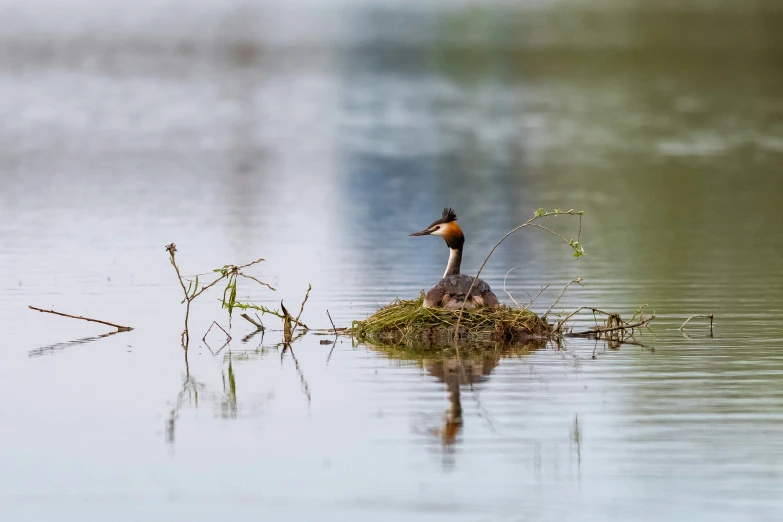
[1, 1, 782, 520]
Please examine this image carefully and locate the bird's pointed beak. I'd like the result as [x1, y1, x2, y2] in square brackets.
[409, 229, 432, 236]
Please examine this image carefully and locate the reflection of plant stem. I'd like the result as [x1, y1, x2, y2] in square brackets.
[28, 330, 125, 358]
[286, 345, 311, 405]
[204, 339, 230, 356]
[241, 326, 265, 344]
[325, 310, 339, 364]
[221, 355, 238, 418]
[166, 348, 204, 444]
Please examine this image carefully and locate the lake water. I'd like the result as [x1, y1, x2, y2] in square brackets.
[1, 1, 782, 520]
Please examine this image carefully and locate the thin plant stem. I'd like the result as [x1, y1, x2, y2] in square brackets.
[453, 209, 584, 341]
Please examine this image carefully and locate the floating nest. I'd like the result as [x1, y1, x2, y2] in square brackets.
[353, 294, 552, 345]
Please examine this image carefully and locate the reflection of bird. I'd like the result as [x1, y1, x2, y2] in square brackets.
[427, 355, 500, 446]
[410, 208, 499, 309]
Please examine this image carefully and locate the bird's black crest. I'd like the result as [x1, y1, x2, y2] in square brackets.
[429, 207, 458, 228]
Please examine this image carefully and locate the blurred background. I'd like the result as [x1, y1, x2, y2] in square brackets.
[0, 0, 782, 520]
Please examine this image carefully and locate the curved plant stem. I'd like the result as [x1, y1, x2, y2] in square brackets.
[453, 209, 583, 341]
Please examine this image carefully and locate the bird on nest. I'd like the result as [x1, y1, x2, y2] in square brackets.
[410, 207, 499, 310]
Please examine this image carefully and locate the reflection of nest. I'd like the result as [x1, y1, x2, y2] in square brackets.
[353, 295, 551, 345]
[366, 338, 546, 365]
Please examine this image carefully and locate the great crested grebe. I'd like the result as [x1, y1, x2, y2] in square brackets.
[410, 208, 500, 310]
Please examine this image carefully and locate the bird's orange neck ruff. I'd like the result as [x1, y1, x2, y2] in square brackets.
[441, 222, 465, 277]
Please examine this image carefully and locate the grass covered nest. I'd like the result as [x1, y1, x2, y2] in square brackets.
[353, 294, 551, 344]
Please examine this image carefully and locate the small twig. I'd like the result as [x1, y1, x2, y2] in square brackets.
[240, 313, 264, 331]
[326, 309, 337, 333]
[236, 257, 266, 270]
[523, 285, 550, 310]
[290, 283, 312, 339]
[567, 314, 656, 337]
[543, 277, 583, 318]
[28, 305, 133, 332]
[555, 306, 614, 333]
[502, 266, 523, 308]
[237, 273, 276, 292]
[203, 321, 232, 343]
[190, 275, 228, 301]
[680, 314, 714, 331]
[528, 223, 571, 244]
[326, 309, 338, 364]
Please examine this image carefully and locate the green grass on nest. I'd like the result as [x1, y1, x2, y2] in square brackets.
[353, 294, 551, 344]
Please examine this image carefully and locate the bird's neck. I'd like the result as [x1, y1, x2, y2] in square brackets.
[444, 247, 462, 277]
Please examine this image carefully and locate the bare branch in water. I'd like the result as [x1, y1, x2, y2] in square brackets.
[325, 309, 339, 364]
[240, 313, 264, 331]
[557, 304, 656, 343]
[680, 314, 714, 332]
[290, 283, 312, 339]
[568, 315, 656, 338]
[203, 321, 232, 343]
[28, 305, 133, 332]
[326, 309, 337, 333]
